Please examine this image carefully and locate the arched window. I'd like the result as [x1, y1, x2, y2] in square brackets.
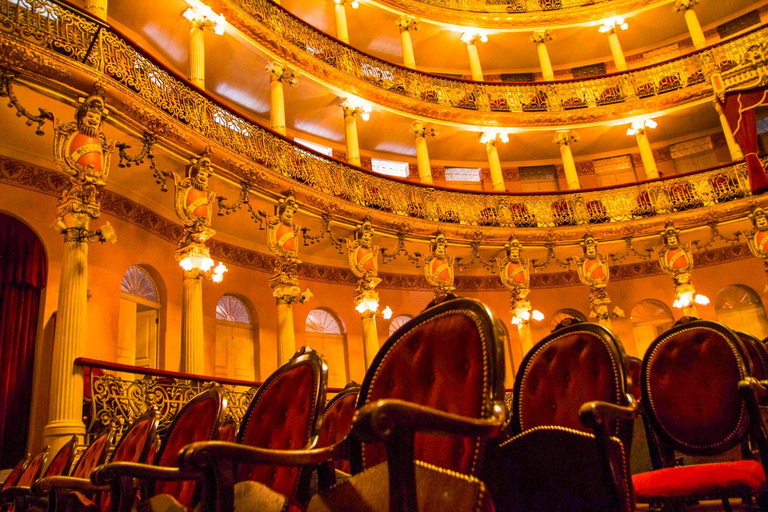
[549, 308, 587, 331]
[305, 309, 348, 388]
[715, 285, 768, 339]
[630, 299, 674, 357]
[389, 315, 413, 336]
[118, 265, 161, 369]
[215, 294, 258, 381]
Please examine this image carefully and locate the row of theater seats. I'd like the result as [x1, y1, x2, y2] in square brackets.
[3, 296, 768, 512]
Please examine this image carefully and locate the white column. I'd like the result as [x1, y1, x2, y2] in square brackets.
[397, 17, 418, 69]
[342, 101, 369, 166]
[486, 141, 504, 191]
[554, 130, 581, 190]
[675, 0, 706, 50]
[608, 31, 627, 71]
[267, 62, 296, 136]
[412, 122, 433, 184]
[531, 31, 554, 81]
[188, 24, 206, 88]
[517, 323, 533, 357]
[276, 299, 296, 366]
[462, 33, 487, 81]
[180, 274, 205, 374]
[635, 129, 659, 179]
[44, 227, 89, 453]
[361, 312, 379, 369]
[84, 0, 107, 20]
[714, 100, 745, 161]
[334, 0, 350, 43]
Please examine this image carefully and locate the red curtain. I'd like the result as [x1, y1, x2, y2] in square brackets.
[0, 214, 47, 468]
[721, 87, 768, 194]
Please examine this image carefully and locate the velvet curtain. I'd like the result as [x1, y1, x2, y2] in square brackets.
[0, 214, 47, 468]
[721, 87, 768, 194]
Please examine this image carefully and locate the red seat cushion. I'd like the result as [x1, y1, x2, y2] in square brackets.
[633, 460, 767, 499]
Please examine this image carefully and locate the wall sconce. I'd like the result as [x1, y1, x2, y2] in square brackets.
[599, 17, 628, 33]
[342, 98, 373, 121]
[183, 0, 226, 34]
[461, 31, 488, 44]
[673, 291, 709, 309]
[334, 0, 360, 8]
[511, 306, 544, 325]
[480, 130, 509, 144]
[54, 220, 118, 244]
[626, 118, 657, 136]
[355, 296, 393, 319]
[178, 247, 228, 282]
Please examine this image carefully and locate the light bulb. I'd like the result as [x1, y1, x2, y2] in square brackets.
[382, 306, 393, 320]
[532, 310, 545, 321]
[695, 294, 710, 305]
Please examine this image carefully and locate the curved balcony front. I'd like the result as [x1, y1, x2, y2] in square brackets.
[211, 0, 764, 128]
[361, 0, 671, 29]
[0, 0, 762, 234]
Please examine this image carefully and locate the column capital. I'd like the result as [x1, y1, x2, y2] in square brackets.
[397, 15, 419, 32]
[183, 1, 226, 34]
[674, 0, 698, 12]
[411, 121, 435, 139]
[461, 32, 488, 46]
[553, 129, 580, 146]
[598, 17, 628, 36]
[266, 62, 298, 85]
[530, 30, 552, 45]
[342, 99, 372, 120]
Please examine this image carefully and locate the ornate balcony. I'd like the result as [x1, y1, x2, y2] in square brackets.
[212, 0, 766, 126]
[0, 0, 762, 232]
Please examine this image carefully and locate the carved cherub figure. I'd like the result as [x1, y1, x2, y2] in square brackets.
[266, 193, 301, 266]
[424, 232, 455, 293]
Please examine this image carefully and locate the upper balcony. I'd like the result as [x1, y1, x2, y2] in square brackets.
[205, 0, 766, 128]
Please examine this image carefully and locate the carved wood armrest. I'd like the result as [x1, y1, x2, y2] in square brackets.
[351, 399, 504, 443]
[0, 486, 33, 503]
[91, 463, 202, 486]
[32, 476, 107, 496]
[578, 400, 638, 431]
[178, 441, 337, 470]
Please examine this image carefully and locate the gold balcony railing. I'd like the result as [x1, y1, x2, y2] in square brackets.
[222, 0, 765, 114]
[386, 0, 613, 13]
[0, 0, 761, 228]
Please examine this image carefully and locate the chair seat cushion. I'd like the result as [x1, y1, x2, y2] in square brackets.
[307, 461, 494, 512]
[633, 460, 767, 499]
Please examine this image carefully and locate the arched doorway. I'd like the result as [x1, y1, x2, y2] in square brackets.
[0, 213, 47, 468]
[549, 308, 587, 331]
[215, 294, 258, 381]
[631, 299, 675, 357]
[715, 285, 768, 339]
[305, 308, 348, 388]
[388, 314, 413, 336]
[118, 265, 161, 369]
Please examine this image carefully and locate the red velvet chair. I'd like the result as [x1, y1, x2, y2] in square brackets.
[92, 387, 227, 512]
[484, 319, 637, 512]
[633, 317, 768, 511]
[308, 296, 508, 512]
[738, 332, 768, 380]
[0, 447, 49, 512]
[218, 419, 238, 443]
[178, 347, 328, 512]
[33, 409, 158, 512]
[1, 457, 30, 493]
[32, 429, 114, 512]
[316, 383, 361, 488]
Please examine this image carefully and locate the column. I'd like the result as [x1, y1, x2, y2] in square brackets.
[461, 33, 487, 81]
[361, 312, 379, 369]
[188, 24, 206, 88]
[180, 273, 205, 374]
[412, 121, 433, 184]
[267, 62, 297, 136]
[44, 220, 89, 453]
[600, 20, 628, 72]
[714, 100, 745, 161]
[531, 30, 554, 81]
[334, 0, 354, 44]
[342, 100, 370, 166]
[675, 0, 706, 50]
[630, 121, 660, 179]
[397, 16, 418, 69]
[84, 0, 107, 20]
[483, 132, 508, 192]
[553, 130, 581, 190]
[517, 322, 534, 356]
[276, 294, 297, 366]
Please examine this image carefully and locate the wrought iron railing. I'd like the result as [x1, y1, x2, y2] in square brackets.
[223, 0, 765, 114]
[0, 0, 761, 228]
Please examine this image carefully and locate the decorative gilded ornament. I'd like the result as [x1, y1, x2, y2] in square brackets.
[746, 205, 768, 291]
[423, 231, 455, 294]
[575, 233, 622, 324]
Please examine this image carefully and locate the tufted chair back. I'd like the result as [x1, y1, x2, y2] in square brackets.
[41, 436, 78, 479]
[71, 429, 113, 479]
[738, 332, 768, 381]
[15, 449, 47, 487]
[218, 419, 238, 443]
[317, 384, 361, 473]
[152, 386, 228, 507]
[513, 322, 632, 447]
[1, 457, 29, 491]
[353, 297, 506, 477]
[641, 318, 751, 458]
[235, 347, 327, 500]
[627, 357, 642, 403]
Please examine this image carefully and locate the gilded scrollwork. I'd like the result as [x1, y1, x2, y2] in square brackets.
[424, 231, 455, 294]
